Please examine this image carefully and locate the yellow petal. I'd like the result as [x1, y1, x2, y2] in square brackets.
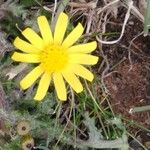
[53, 73, 67, 101]
[62, 23, 84, 48]
[20, 66, 43, 90]
[62, 71, 83, 93]
[72, 64, 94, 81]
[14, 37, 41, 54]
[69, 54, 99, 65]
[11, 52, 40, 63]
[34, 72, 51, 101]
[22, 28, 44, 49]
[37, 16, 53, 45]
[54, 12, 68, 44]
[68, 41, 97, 53]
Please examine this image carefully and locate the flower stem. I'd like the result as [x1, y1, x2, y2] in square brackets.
[144, 0, 150, 36]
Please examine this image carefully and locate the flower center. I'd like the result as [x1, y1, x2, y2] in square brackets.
[40, 45, 68, 73]
[26, 143, 32, 148]
[22, 126, 26, 131]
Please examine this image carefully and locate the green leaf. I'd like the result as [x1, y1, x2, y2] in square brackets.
[19, 0, 42, 7]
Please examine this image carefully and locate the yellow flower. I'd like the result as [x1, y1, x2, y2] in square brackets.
[11, 12, 98, 101]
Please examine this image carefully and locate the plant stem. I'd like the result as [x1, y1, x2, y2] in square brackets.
[51, 0, 70, 31]
[144, 0, 150, 36]
[70, 134, 129, 149]
[130, 105, 150, 113]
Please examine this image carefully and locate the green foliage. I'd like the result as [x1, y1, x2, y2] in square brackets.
[3, 138, 21, 150]
[6, 0, 25, 17]
[0, 1, 25, 36]
[0, 0, 44, 37]
[0, 77, 128, 149]
[19, 0, 43, 7]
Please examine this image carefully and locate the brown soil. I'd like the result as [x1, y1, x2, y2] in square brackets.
[101, 4, 150, 147]
[100, 2, 150, 140]
[104, 61, 150, 127]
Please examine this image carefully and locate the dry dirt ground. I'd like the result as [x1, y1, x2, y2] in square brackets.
[100, 0, 150, 148]
[103, 16, 150, 128]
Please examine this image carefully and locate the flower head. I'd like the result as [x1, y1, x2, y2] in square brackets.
[16, 120, 30, 136]
[11, 12, 98, 101]
[21, 134, 34, 150]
